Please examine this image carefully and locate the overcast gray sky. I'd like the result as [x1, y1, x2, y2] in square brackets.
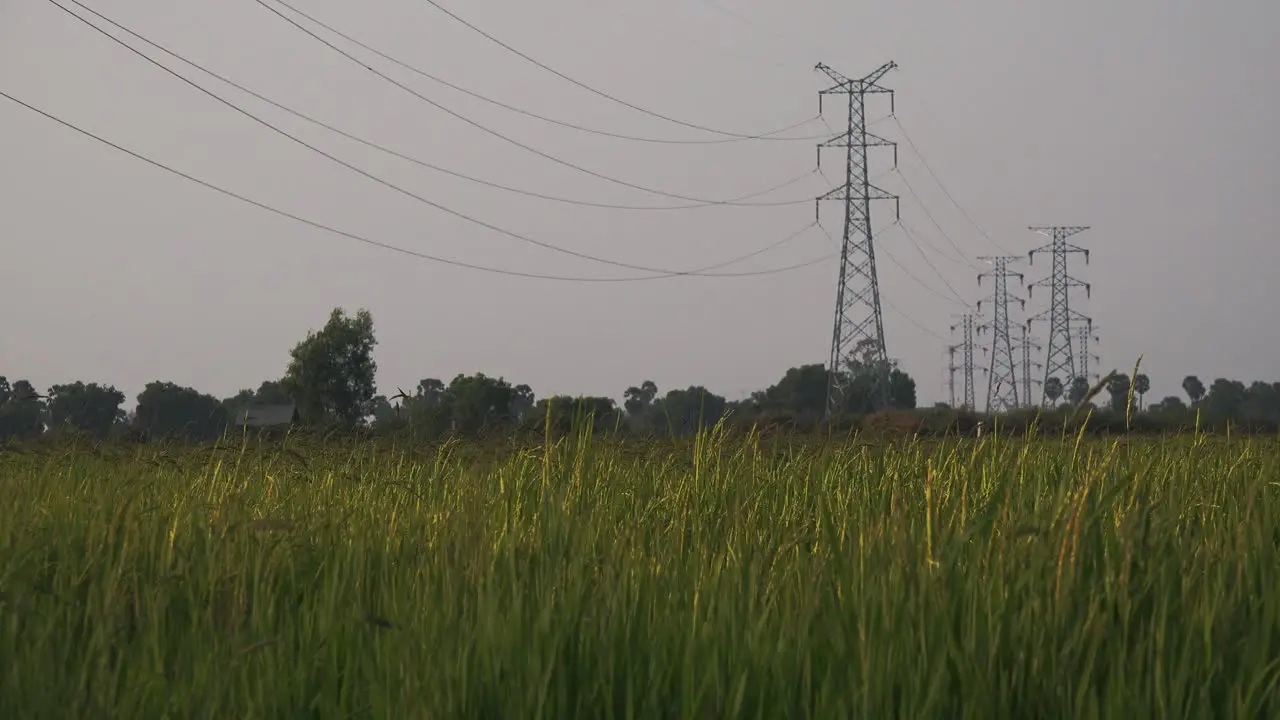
[2, 0, 1277, 408]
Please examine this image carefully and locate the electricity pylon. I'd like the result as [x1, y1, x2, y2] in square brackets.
[946, 344, 959, 408]
[815, 61, 900, 420]
[1026, 226, 1090, 405]
[1075, 320, 1100, 382]
[977, 256, 1025, 412]
[1014, 327, 1042, 408]
[949, 313, 977, 411]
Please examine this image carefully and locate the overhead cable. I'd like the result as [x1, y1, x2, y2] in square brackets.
[893, 166, 982, 271]
[895, 221, 972, 306]
[251, 0, 816, 207]
[847, 225, 969, 307]
[47, 0, 811, 275]
[892, 115, 1016, 255]
[65, 0, 816, 212]
[0, 87, 834, 283]
[272, 0, 828, 146]
[414, 0, 819, 141]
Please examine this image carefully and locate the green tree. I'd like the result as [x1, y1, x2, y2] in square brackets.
[1067, 376, 1090, 405]
[1240, 382, 1279, 428]
[1182, 375, 1206, 405]
[623, 380, 658, 417]
[752, 364, 828, 419]
[47, 382, 125, 437]
[1204, 378, 1247, 424]
[512, 384, 536, 422]
[222, 380, 293, 426]
[840, 339, 890, 412]
[1107, 374, 1132, 412]
[887, 368, 917, 410]
[833, 340, 918, 414]
[533, 395, 620, 434]
[1133, 373, 1151, 411]
[134, 381, 227, 440]
[1151, 395, 1186, 412]
[282, 308, 378, 427]
[370, 395, 401, 427]
[441, 373, 519, 436]
[392, 378, 450, 438]
[1044, 376, 1064, 406]
[0, 377, 44, 441]
[653, 386, 727, 436]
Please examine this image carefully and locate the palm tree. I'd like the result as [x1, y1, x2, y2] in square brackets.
[1182, 375, 1205, 405]
[1044, 376, 1064, 406]
[1107, 374, 1132, 412]
[1067, 376, 1090, 405]
[1133, 374, 1151, 411]
[623, 380, 658, 417]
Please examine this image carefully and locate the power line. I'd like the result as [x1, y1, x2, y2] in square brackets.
[891, 115, 1016, 255]
[46, 0, 806, 277]
[896, 222, 971, 305]
[558, 0, 794, 79]
[892, 166, 980, 271]
[60, 0, 815, 213]
[828, 153, 966, 267]
[253, 0, 812, 208]
[894, 215, 970, 267]
[882, 300, 951, 343]
[822, 115, 975, 272]
[819, 227, 955, 360]
[272, 0, 827, 146]
[415, 0, 816, 140]
[827, 223, 965, 307]
[0, 87, 834, 283]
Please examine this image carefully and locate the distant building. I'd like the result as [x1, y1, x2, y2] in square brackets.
[229, 403, 299, 430]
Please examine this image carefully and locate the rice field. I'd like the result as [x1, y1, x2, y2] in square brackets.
[1, 427, 1277, 718]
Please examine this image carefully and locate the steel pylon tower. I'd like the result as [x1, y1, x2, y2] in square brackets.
[949, 313, 977, 411]
[1026, 226, 1091, 404]
[977, 256, 1026, 412]
[1075, 320, 1100, 382]
[946, 344, 959, 408]
[1014, 327, 1042, 408]
[815, 61, 900, 419]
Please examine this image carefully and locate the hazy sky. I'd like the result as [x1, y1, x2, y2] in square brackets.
[2, 0, 1277, 408]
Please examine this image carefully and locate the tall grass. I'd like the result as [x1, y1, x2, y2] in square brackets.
[0, 429, 1277, 717]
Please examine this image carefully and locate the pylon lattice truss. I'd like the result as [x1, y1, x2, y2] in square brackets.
[949, 313, 977, 411]
[1075, 320, 1101, 382]
[1026, 226, 1091, 404]
[1014, 327, 1042, 409]
[815, 61, 900, 419]
[977, 256, 1026, 412]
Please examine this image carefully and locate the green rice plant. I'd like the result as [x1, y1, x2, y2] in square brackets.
[0, 431, 1276, 718]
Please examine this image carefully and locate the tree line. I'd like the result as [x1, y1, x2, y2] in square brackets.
[1029, 370, 1279, 431]
[1, 308, 1275, 443]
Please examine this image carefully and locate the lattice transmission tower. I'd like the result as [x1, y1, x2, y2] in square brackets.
[977, 256, 1025, 412]
[949, 313, 977, 411]
[1014, 327, 1042, 408]
[946, 344, 959, 409]
[1076, 320, 1100, 382]
[815, 61, 900, 419]
[1026, 226, 1091, 404]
